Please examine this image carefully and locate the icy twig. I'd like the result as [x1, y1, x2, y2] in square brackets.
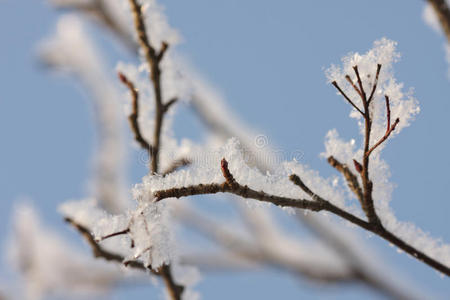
[154, 159, 450, 276]
[118, 72, 152, 157]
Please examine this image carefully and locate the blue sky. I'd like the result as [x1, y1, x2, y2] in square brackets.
[1, 0, 449, 299]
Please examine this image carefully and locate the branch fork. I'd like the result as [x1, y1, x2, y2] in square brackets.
[331, 64, 400, 225]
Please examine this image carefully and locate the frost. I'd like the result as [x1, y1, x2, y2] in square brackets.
[8, 203, 123, 300]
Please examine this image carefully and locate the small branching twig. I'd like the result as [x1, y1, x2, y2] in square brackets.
[367, 64, 382, 103]
[128, 0, 171, 173]
[332, 64, 397, 225]
[126, 0, 181, 297]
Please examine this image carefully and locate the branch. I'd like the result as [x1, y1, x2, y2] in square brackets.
[163, 97, 178, 113]
[154, 159, 450, 276]
[365, 96, 400, 157]
[162, 158, 191, 176]
[331, 81, 364, 115]
[155, 159, 323, 211]
[327, 156, 365, 211]
[128, 0, 170, 173]
[118, 72, 153, 158]
[64, 217, 147, 271]
[428, 0, 450, 42]
[126, 1, 182, 298]
[288, 174, 319, 201]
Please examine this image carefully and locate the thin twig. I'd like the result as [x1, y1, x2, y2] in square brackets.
[385, 95, 391, 131]
[128, 0, 170, 173]
[345, 75, 363, 99]
[367, 64, 382, 103]
[163, 97, 178, 113]
[289, 174, 319, 201]
[162, 158, 191, 176]
[99, 228, 130, 241]
[353, 66, 367, 102]
[332, 81, 364, 115]
[365, 96, 400, 157]
[118, 72, 152, 157]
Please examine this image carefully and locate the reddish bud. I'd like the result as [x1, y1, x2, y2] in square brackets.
[353, 159, 363, 173]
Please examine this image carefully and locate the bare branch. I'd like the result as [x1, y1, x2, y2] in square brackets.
[118, 72, 153, 157]
[332, 81, 364, 115]
[289, 174, 319, 201]
[99, 228, 130, 241]
[345, 74, 363, 99]
[353, 65, 367, 103]
[365, 96, 400, 158]
[367, 64, 382, 103]
[163, 97, 178, 113]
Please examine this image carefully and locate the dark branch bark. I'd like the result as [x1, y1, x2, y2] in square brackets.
[428, 0, 450, 42]
[118, 72, 152, 159]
